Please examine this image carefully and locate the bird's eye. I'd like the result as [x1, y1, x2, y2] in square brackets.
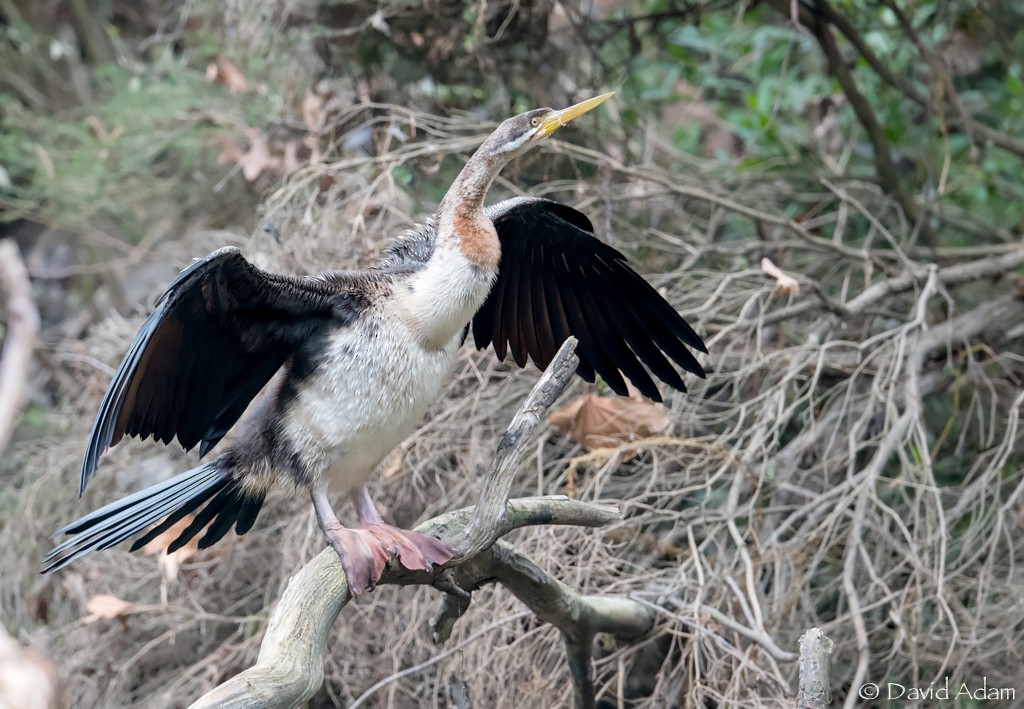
[530, 117, 539, 127]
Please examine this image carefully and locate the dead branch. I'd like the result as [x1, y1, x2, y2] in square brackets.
[770, 292, 1024, 484]
[0, 240, 40, 456]
[189, 497, 622, 709]
[797, 628, 834, 709]
[190, 337, 656, 708]
[454, 336, 579, 561]
[428, 540, 655, 709]
[760, 245, 1024, 326]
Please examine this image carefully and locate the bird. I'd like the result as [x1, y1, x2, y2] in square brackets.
[43, 93, 707, 593]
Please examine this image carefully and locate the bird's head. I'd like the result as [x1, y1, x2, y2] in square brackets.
[478, 92, 615, 161]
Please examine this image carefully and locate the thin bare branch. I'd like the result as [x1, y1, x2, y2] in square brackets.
[455, 337, 579, 561]
[0, 240, 40, 456]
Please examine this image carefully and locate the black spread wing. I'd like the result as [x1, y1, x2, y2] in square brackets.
[80, 247, 352, 493]
[473, 197, 707, 402]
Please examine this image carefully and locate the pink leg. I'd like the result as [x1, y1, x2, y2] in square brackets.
[349, 485, 383, 525]
[311, 483, 453, 594]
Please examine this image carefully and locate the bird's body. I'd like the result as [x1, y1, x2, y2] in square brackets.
[230, 200, 503, 497]
[274, 269, 482, 493]
[45, 94, 709, 593]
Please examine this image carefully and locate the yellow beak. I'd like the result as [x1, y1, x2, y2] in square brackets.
[538, 91, 615, 137]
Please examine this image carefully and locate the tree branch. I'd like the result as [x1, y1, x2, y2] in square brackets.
[439, 541, 655, 709]
[806, 0, 936, 246]
[797, 628, 834, 709]
[454, 336, 579, 561]
[772, 0, 1024, 160]
[0, 240, 40, 456]
[776, 292, 1023, 472]
[189, 337, 654, 709]
[189, 497, 620, 709]
[759, 245, 1024, 326]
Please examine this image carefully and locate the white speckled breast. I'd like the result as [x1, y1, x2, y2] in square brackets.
[280, 305, 459, 491]
[278, 244, 496, 492]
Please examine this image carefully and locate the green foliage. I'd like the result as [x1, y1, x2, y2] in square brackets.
[590, 1, 1024, 246]
[0, 10, 275, 243]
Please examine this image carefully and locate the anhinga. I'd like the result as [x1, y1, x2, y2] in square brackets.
[43, 93, 707, 593]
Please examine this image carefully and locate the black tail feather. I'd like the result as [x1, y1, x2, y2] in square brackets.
[47, 468, 223, 561]
[233, 494, 264, 535]
[43, 463, 264, 573]
[170, 485, 234, 552]
[199, 495, 248, 548]
[128, 481, 223, 552]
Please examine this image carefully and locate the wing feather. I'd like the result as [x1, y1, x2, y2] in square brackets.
[474, 197, 706, 399]
[571, 257, 661, 400]
[491, 226, 524, 362]
[541, 242, 596, 382]
[515, 232, 542, 368]
[528, 241, 557, 370]
[553, 247, 628, 395]
[80, 247, 361, 493]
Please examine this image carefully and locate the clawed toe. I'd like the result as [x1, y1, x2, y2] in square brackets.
[323, 526, 391, 594]
[379, 527, 454, 572]
[322, 523, 453, 594]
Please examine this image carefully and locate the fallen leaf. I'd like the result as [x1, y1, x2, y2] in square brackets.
[218, 128, 277, 182]
[142, 516, 200, 583]
[302, 86, 328, 133]
[317, 173, 336, 194]
[760, 257, 801, 297]
[205, 56, 248, 93]
[82, 594, 133, 623]
[548, 389, 671, 457]
[236, 130, 275, 181]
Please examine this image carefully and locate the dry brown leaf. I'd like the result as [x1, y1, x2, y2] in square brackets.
[317, 173, 336, 194]
[760, 257, 801, 297]
[548, 391, 671, 456]
[82, 594, 133, 623]
[302, 87, 327, 133]
[142, 516, 200, 583]
[218, 128, 277, 182]
[205, 56, 248, 93]
[236, 130, 274, 181]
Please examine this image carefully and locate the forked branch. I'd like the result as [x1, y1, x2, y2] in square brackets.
[190, 338, 657, 708]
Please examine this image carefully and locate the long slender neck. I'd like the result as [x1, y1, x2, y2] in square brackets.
[391, 147, 507, 350]
[429, 148, 507, 274]
[436, 150, 504, 226]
